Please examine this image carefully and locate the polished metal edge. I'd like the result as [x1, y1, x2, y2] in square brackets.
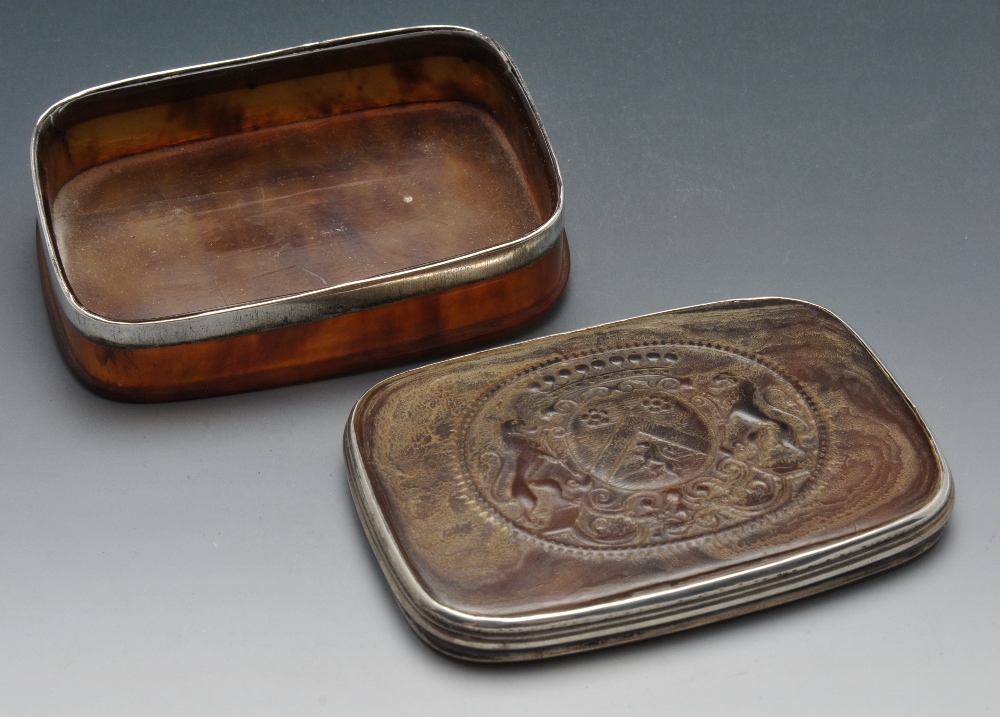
[343, 297, 954, 662]
[32, 25, 564, 348]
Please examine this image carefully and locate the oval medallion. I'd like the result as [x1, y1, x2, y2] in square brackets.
[461, 344, 822, 549]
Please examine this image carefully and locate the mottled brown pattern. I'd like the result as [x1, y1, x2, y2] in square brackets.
[52, 102, 541, 322]
[35, 28, 566, 400]
[352, 299, 942, 617]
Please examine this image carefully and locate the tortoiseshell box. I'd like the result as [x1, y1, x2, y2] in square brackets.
[345, 298, 952, 661]
[33, 26, 566, 401]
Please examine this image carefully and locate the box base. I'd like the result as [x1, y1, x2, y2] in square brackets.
[39, 231, 569, 402]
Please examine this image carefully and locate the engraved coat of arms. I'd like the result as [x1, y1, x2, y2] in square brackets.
[462, 345, 822, 549]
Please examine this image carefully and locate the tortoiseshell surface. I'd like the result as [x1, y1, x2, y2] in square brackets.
[34, 29, 567, 400]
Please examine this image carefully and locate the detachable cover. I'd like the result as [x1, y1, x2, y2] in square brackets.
[344, 298, 952, 661]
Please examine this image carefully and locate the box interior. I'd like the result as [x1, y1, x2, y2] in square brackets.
[37, 32, 558, 322]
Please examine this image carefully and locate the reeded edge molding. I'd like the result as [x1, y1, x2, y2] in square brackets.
[343, 297, 954, 662]
[32, 25, 564, 348]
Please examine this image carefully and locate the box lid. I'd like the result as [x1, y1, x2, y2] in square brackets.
[345, 297, 952, 661]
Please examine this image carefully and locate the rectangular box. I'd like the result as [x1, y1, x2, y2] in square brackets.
[33, 26, 566, 401]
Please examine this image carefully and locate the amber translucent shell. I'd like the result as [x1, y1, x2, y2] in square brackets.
[34, 29, 566, 401]
[40, 232, 568, 402]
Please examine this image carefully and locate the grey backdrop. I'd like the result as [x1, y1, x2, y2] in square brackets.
[1, 2, 996, 714]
